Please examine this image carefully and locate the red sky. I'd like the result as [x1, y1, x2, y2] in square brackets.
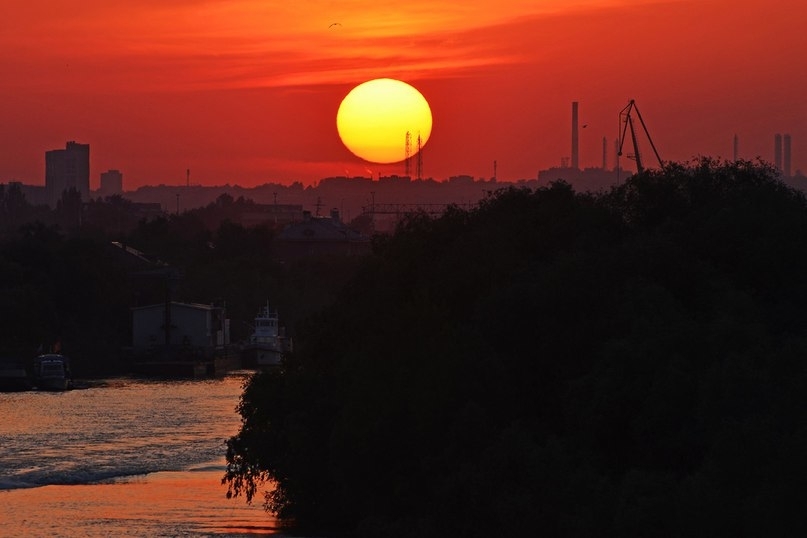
[2, 0, 804, 189]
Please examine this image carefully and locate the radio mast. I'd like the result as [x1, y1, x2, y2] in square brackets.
[416, 132, 423, 181]
[404, 131, 411, 177]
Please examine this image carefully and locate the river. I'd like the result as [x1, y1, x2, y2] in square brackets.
[0, 372, 289, 537]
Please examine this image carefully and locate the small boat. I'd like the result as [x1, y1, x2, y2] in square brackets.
[31, 354, 72, 391]
[0, 359, 32, 392]
[240, 301, 291, 368]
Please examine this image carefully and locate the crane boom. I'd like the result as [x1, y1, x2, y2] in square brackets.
[617, 99, 662, 175]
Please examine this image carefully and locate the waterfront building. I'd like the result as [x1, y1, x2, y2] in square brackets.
[132, 301, 229, 349]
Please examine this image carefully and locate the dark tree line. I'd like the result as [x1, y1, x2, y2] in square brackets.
[0, 222, 132, 372]
[224, 159, 807, 537]
[0, 192, 362, 374]
[121, 197, 363, 343]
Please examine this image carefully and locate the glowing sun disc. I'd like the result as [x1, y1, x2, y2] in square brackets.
[336, 78, 432, 164]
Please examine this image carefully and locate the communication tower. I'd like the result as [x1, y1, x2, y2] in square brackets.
[404, 131, 411, 177]
[602, 137, 607, 170]
[416, 132, 423, 181]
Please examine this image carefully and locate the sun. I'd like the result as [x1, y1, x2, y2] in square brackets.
[336, 78, 432, 164]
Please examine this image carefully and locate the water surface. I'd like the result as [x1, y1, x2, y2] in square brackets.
[0, 373, 284, 536]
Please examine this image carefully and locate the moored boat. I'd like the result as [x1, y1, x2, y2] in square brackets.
[31, 354, 72, 391]
[240, 301, 291, 368]
[0, 359, 32, 392]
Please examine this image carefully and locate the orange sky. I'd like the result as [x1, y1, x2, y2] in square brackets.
[2, 0, 804, 189]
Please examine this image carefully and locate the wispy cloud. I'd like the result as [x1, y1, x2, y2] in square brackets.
[1, 0, 676, 92]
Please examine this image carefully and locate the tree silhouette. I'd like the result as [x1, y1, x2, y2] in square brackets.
[224, 159, 807, 537]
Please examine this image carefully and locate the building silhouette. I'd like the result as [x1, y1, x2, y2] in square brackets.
[274, 209, 370, 261]
[99, 169, 123, 196]
[774, 133, 793, 178]
[46, 141, 89, 207]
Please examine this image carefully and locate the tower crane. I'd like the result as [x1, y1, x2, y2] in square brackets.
[617, 99, 662, 175]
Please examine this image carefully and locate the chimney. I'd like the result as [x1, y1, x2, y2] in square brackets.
[602, 136, 607, 170]
[783, 134, 792, 177]
[775, 134, 783, 172]
[733, 134, 739, 162]
[330, 208, 340, 222]
[571, 102, 579, 170]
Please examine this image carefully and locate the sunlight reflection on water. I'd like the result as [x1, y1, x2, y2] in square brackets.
[0, 467, 282, 536]
[0, 373, 289, 536]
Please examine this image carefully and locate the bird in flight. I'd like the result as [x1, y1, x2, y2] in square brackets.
[329, 22, 342, 28]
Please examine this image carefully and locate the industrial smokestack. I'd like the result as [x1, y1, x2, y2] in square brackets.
[775, 133, 783, 172]
[733, 134, 738, 162]
[602, 136, 607, 170]
[783, 134, 792, 178]
[571, 101, 579, 170]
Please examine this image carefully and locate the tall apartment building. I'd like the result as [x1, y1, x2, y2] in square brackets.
[100, 169, 123, 196]
[46, 141, 89, 207]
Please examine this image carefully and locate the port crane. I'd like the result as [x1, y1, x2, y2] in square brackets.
[617, 99, 662, 175]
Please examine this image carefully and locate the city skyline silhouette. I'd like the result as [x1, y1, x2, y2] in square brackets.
[1, 1, 803, 188]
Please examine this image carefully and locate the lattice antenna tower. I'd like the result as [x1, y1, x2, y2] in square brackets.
[416, 132, 423, 181]
[405, 131, 411, 177]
